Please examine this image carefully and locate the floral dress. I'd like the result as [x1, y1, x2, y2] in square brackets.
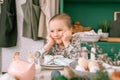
[39, 33, 81, 60]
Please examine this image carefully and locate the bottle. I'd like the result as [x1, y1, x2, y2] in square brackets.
[81, 47, 88, 59]
[90, 47, 96, 60]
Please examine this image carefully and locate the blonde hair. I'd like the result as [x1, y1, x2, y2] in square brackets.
[49, 13, 72, 28]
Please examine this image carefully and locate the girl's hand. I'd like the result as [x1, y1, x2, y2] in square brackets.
[44, 34, 55, 51]
[46, 34, 55, 45]
[62, 31, 72, 47]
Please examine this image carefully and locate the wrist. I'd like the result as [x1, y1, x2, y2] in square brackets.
[44, 42, 54, 51]
[63, 41, 70, 48]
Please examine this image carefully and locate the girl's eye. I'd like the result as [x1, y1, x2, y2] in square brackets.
[51, 30, 54, 33]
[58, 30, 62, 31]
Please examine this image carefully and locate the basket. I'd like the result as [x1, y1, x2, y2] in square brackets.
[69, 61, 95, 79]
[80, 35, 100, 42]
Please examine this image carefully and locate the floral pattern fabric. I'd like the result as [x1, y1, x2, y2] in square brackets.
[39, 33, 82, 60]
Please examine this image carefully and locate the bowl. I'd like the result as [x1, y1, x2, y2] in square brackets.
[69, 61, 96, 79]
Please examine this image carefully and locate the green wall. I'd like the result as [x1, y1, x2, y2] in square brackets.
[61, 1, 120, 60]
[64, 2, 120, 31]
[96, 42, 120, 60]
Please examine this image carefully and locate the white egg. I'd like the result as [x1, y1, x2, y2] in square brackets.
[75, 65, 86, 71]
[89, 66, 99, 72]
[78, 57, 88, 70]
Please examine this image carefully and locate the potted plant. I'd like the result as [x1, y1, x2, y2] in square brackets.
[98, 21, 110, 38]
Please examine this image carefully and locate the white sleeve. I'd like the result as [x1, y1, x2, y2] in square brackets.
[38, 48, 48, 56]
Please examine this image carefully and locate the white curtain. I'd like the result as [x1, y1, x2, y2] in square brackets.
[38, 0, 59, 38]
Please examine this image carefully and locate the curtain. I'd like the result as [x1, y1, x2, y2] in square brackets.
[22, 0, 40, 40]
[38, 0, 60, 38]
[0, 0, 17, 47]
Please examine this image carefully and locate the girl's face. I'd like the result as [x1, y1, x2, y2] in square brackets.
[49, 20, 71, 44]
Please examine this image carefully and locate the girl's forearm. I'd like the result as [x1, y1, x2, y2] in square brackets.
[44, 43, 53, 51]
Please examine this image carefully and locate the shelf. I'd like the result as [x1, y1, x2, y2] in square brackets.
[100, 37, 120, 42]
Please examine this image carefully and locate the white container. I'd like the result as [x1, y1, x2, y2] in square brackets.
[101, 33, 109, 38]
[90, 47, 96, 60]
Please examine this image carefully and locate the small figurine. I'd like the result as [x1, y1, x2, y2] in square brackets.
[13, 52, 20, 61]
[8, 52, 35, 80]
[81, 47, 88, 59]
[28, 52, 34, 63]
[34, 51, 41, 65]
[72, 21, 92, 34]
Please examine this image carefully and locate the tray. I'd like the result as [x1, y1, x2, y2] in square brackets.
[41, 64, 64, 70]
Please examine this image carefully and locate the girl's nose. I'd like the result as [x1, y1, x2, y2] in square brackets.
[54, 32, 59, 37]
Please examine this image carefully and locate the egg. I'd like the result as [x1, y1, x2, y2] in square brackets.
[75, 65, 86, 71]
[89, 66, 100, 72]
[88, 60, 99, 67]
[88, 60, 100, 72]
[78, 57, 89, 70]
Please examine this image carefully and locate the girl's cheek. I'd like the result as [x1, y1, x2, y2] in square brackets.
[61, 32, 64, 37]
[50, 34, 53, 38]
[62, 31, 65, 35]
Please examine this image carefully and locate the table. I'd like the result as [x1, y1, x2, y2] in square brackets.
[35, 69, 64, 80]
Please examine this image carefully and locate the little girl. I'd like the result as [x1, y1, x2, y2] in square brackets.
[39, 13, 81, 60]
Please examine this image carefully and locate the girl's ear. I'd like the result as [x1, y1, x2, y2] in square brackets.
[69, 28, 72, 32]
